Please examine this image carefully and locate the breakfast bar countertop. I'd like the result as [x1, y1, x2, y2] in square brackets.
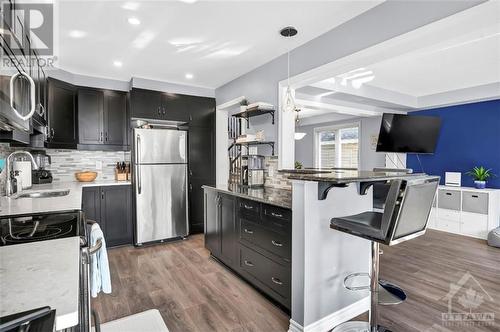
[287, 169, 423, 184]
[0, 180, 131, 217]
[202, 184, 292, 209]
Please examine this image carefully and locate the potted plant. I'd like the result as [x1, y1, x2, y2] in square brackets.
[466, 166, 496, 189]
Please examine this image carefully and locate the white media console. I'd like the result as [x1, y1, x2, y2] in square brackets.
[428, 185, 500, 239]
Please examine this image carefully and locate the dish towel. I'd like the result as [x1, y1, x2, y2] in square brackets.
[90, 223, 112, 298]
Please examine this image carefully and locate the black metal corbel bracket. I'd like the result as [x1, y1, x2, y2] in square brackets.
[317, 182, 348, 200]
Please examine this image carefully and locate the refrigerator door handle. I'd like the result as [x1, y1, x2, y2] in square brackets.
[136, 134, 142, 194]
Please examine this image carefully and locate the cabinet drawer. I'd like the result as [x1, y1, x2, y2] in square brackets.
[462, 191, 488, 215]
[263, 205, 291, 232]
[438, 189, 461, 211]
[240, 219, 291, 260]
[438, 208, 461, 222]
[239, 199, 260, 218]
[239, 245, 290, 299]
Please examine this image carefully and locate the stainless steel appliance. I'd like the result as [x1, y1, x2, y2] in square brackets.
[133, 127, 188, 245]
[242, 155, 265, 188]
[31, 150, 53, 184]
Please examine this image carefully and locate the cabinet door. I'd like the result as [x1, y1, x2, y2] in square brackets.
[47, 78, 77, 148]
[163, 93, 189, 122]
[188, 126, 215, 180]
[78, 88, 103, 145]
[130, 88, 162, 119]
[219, 193, 236, 267]
[189, 178, 206, 234]
[104, 90, 126, 145]
[82, 186, 101, 223]
[188, 96, 215, 126]
[204, 189, 220, 255]
[101, 185, 133, 247]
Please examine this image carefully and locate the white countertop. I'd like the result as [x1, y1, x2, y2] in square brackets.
[0, 237, 81, 330]
[0, 180, 131, 217]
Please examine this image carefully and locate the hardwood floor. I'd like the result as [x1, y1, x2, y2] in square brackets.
[91, 235, 289, 332]
[92, 230, 500, 331]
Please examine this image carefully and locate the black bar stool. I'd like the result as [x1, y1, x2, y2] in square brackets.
[330, 176, 439, 332]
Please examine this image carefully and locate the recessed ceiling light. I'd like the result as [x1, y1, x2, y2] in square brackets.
[113, 60, 123, 67]
[122, 2, 139, 11]
[128, 17, 141, 25]
[69, 30, 87, 38]
[179, 0, 198, 3]
[185, 73, 194, 79]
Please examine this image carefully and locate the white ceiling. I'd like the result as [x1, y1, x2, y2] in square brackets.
[367, 32, 500, 96]
[296, 1, 500, 120]
[56, 0, 382, 88]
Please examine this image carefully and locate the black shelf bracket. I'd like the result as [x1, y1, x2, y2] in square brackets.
[317, 180, 384, 200]
[357, 181, 382, 196]
[317, 182, 348, 200]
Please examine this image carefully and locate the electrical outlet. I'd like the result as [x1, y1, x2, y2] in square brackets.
[95, 161, 102, 170]
[268, 166, 274, 177]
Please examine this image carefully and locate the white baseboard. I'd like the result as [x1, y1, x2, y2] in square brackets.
[288, 296, 370, 332]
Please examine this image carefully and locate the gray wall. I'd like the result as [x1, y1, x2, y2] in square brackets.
[295, 116, 385, 170]
[215, 0, 483, 157]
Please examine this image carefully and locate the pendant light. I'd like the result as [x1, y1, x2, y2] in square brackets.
[294, 108, 306, 140]
[280, 26, 298, 113]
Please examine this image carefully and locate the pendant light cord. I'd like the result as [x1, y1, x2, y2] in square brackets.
[287, 50, 290, 86]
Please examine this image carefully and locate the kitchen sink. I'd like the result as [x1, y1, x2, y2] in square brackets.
[16, 189, 70, 199]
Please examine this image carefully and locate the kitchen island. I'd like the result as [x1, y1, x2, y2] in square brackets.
[287, 170, 421, 332]
[203, 184, 293, 310]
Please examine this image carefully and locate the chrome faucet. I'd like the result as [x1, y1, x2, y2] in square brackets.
[5, 151, 38, 197]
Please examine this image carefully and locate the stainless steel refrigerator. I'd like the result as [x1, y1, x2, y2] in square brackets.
[133, 128, 188, 245]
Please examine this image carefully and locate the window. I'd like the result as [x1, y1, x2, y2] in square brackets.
[315, 124, 359, 169]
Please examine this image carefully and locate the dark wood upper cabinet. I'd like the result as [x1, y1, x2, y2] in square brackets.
[47, 78, 77, 149]
[78, 88, 103, 144]
[77, 87, 127, 149]
[130, 88, 163, 119]
[104, 90, 127, 145]
[188, 95, 216, 126]
[163, 93, 189, 122]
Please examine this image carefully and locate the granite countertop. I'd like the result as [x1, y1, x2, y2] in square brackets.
[0, 180, 131, 217]
[202, 184, 292, 209]
[0, 237, 81, 330]
[287, 170, 423, 184]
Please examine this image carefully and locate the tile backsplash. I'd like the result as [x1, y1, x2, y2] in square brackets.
[0, 143, 130, 195]
[264, 156, 292, 190]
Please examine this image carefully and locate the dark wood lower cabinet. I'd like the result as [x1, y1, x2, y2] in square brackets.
[204, 188, 291, 310]
[82, 185, 133, 247]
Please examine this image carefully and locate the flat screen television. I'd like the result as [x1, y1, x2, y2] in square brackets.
[376, 113, 441, 154]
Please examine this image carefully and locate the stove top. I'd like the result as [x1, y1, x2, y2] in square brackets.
[0, 212, 84, 246]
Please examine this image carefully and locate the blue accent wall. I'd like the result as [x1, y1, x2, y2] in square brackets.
[407, 99, 500, 189]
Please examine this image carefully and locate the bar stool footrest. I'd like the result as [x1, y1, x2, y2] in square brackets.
[378, 280, 407, 305]
[331, 321, 393, 332]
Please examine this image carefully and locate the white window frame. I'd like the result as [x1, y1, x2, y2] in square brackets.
[314, 122, 361, 169]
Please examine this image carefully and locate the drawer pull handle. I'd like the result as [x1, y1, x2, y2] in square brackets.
[244, 204, 253, 210]
[244, 260, 254, 267]
[445, 193, 452, 196]
[244, 228, 254, 234]
[271, 277, 283, 285]
[271, 240, 283, 247]
[271, 212, 283, 218]
[472, 195, 478, 198]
